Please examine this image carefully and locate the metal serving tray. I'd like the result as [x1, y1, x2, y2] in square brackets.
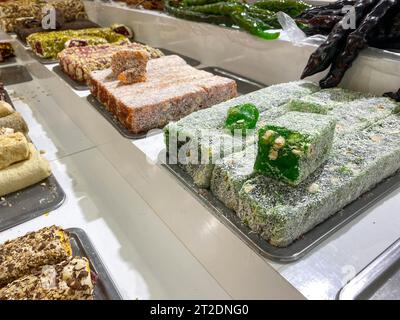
[67, 228, 123, 300]
[200, 67, 266, 95]
[0, 91, 66, 232]
[0, 57, 17, 66]
[53, 65, 89, 91]
[86, 94, 158, 140]
[163, 162, 400, 262]
[27, 49, 58, 64]
[339, 238, 400, 300]
[0, 65, 32, 85]
[158, 48, 200, 67]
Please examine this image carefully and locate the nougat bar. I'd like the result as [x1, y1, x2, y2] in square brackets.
[254, 112, 336, 185]
[0, 257, 94, 300]
[0, 226, 72, 287]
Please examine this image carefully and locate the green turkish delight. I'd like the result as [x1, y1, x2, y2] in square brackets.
[164, 81, 320, 188]
[238, 114, 400, 247]
[286, 88, 370, 114]
[211, 145, 256, 211]
[254, 112, 336, 185]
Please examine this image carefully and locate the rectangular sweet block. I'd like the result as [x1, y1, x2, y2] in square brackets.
[27, 28, 128, 59]
[0, 257, 94, 300]
[58, 42, 163, 82]
[88, 55, 237, 134]
[254, 112, 336, 185]
[238, 114, 400, 247]
[287, 90, 398, 135]
[165, 81, 320, 188]
[165, 81, 320, 142]
[211, 145, 257, 211]
[286, 88, 371, 114]
[0, 226, 72, 287]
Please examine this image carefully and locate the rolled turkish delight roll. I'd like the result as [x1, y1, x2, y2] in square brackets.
[0, 143, 51, 196]
[0, 226, 72, 287]
[254, 111, 336, 185]
[0, 257, 94, 300]
[0, 112, 29, 134]
[0, 100, 13, 117]
[0, 132, 30, 170]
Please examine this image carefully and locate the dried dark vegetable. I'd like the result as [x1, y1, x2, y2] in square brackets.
[300, 0, 400, 101]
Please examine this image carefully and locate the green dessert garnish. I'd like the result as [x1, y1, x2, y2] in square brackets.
[224, 103, 259, 135]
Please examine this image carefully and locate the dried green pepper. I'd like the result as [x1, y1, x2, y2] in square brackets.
[253, 0, 312, 18]
[224, 103, 260, 135]
[231, 11, 280, 39]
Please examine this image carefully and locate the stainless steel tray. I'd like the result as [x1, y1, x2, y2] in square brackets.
[27, 49, 58, 64]
[0, 65, 32, 85]
[0, 91, 66, 232]
[67, 228, 123, 300]
[163, 162, 400, 262]
[200, 67, 266, 95]
[339, 238, 400, 300]
[53, 65, 88, 91]
[86, 94, 158, 140]
[158, 48, 200, 67]
[0, 57, 17, 66]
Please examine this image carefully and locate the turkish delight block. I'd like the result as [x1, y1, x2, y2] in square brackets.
[238, 114, 400, 247]
[287, 89, 398, 135]
[59, 42, 163, 83]
[286, 88, 371, 114]
[27, 28, 128, 59]
[165, 81, 320, 143]
[88, 55, 237, 134]
[111, 49, 149, 80]
[211, 145, 257, 211]
[254, 111, 336, 185]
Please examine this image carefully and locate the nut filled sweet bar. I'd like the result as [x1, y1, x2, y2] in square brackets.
[254, 112, 336, 185]
[27, 28, 129, 59]
[238, 114, 400, 247]
[15, 19, 99, 43]
[0, 0, 87, 32]
[0, 226, 72, 287]
[0, 257, 94, 300]
[165, 81, 320, 188]
[88, 55, 237, 134]
[59, 42, 162, 83]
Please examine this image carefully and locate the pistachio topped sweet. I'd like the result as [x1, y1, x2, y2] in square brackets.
[254, 112, 336, 185]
